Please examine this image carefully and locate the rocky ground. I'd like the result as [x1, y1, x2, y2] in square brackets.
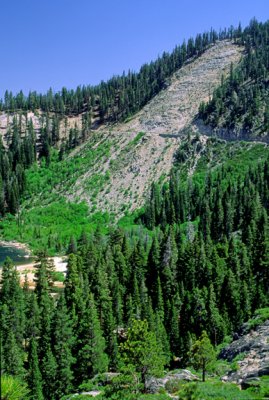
[0, 41, 244, 217]
[220, 320, 269, 386]
[67, 41, 243, 215]
[0, 109, 84, 148]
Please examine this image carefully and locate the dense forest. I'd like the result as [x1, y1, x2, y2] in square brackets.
[2, 18, 269, 400]
[2, 143, 269, 398]
[199, 19, 269, 136]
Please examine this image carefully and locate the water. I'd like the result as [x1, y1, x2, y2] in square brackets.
[0, 244, 32, 266]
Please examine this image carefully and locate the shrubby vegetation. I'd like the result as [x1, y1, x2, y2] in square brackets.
[1, 140, 269, 398]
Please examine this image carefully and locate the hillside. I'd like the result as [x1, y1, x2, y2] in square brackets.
[2, 19, 269, 400]
[199, 19, 269, 140]
[12, 40, 242, 220]
[72, 41, 243, 214]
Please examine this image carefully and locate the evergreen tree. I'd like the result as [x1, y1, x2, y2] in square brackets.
[75, 294, 108, 383]
[27, 337, 44, 400]
[189, 331, 216, 382]
[52, 295, 75, 398]
[120, 319, 166, 390]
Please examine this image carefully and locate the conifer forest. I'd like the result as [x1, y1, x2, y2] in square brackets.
[1, 18, 269, 400]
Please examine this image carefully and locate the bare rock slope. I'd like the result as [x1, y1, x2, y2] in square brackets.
[67, 41, 243, 214]
[221, 320, 269, 386]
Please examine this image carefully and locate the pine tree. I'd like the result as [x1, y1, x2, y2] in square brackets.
[120, 319, 166, 390]
[27, 337, 44, 400]
[2, 329, 25, 377]
[41, 346, 57, 400]
[52, 295, 75, 398]
[189, 331, 216, 382]
[75, 294, 108, 383]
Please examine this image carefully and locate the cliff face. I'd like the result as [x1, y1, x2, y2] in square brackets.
[220, 320, 269, 385]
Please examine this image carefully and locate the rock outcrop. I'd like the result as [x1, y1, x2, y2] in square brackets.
[67, 41, 243, 215]
[220, 320, 269, 386]
[146, 369, 199, 393]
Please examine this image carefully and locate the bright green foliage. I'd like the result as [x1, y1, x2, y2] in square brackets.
[189, 331, 216, 382]
[1, 375, 30, 400]
[120, 319, 166, 390]
[177, 381, 254, 399]
[245, 307, 269, 330]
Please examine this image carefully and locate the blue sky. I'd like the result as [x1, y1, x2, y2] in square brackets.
[1, 0, 268, 97]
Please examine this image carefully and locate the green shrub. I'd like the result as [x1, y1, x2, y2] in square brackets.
[1, 375, 30, 400]
[246, 308, 269, 330]
[165, 378, 182, 393]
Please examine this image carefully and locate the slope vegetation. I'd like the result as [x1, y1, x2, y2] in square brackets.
[199, 19, 269, 140]
[66, 41, 243, 215]
[0, 41, 243, 251]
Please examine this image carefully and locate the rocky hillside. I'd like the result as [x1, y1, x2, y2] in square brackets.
[64, 41, 243, 215]
[220, 311, 269, 387]
[199, 19, 269, 141]
[0, 110, 84, 147]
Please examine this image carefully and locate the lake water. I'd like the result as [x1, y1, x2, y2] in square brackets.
[0, 244, 32, 266]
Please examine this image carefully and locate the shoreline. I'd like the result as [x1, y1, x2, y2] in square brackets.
[0, 256, 68, 289]
[0, 240, 31, 255]
[0, 240, 68, 288]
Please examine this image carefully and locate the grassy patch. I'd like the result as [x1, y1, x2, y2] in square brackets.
[246, 308, 269, 331]
[177, 380, 254, 399]
[25, 138, 112, 207]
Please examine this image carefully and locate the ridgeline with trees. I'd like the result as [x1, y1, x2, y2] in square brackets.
[1, 27, 226, 122]
[199, 19, 269, 138]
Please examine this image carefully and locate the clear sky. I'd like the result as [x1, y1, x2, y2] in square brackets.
[1, 0, 268, 97]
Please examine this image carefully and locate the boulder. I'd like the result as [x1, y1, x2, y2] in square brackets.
[220, 320, 269, 384]
[146, 369, 199, 393]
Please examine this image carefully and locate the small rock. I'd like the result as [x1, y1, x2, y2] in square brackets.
[146, 369, 199, 393]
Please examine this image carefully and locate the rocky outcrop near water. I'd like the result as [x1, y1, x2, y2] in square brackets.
[220, 320, 269, 386]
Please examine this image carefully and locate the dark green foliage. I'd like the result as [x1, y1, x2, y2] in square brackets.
[0, 258, 25, 378]
[200, 19, 269, 138]
[2, 18, 269, 400]
[75, 294, 108, 383]
[27, 337, 44, 400]
[0, 118, 34, 215]
[51, 295, 75, 398]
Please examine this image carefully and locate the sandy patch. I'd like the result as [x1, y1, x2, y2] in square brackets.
[17, 256, 68, 289]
